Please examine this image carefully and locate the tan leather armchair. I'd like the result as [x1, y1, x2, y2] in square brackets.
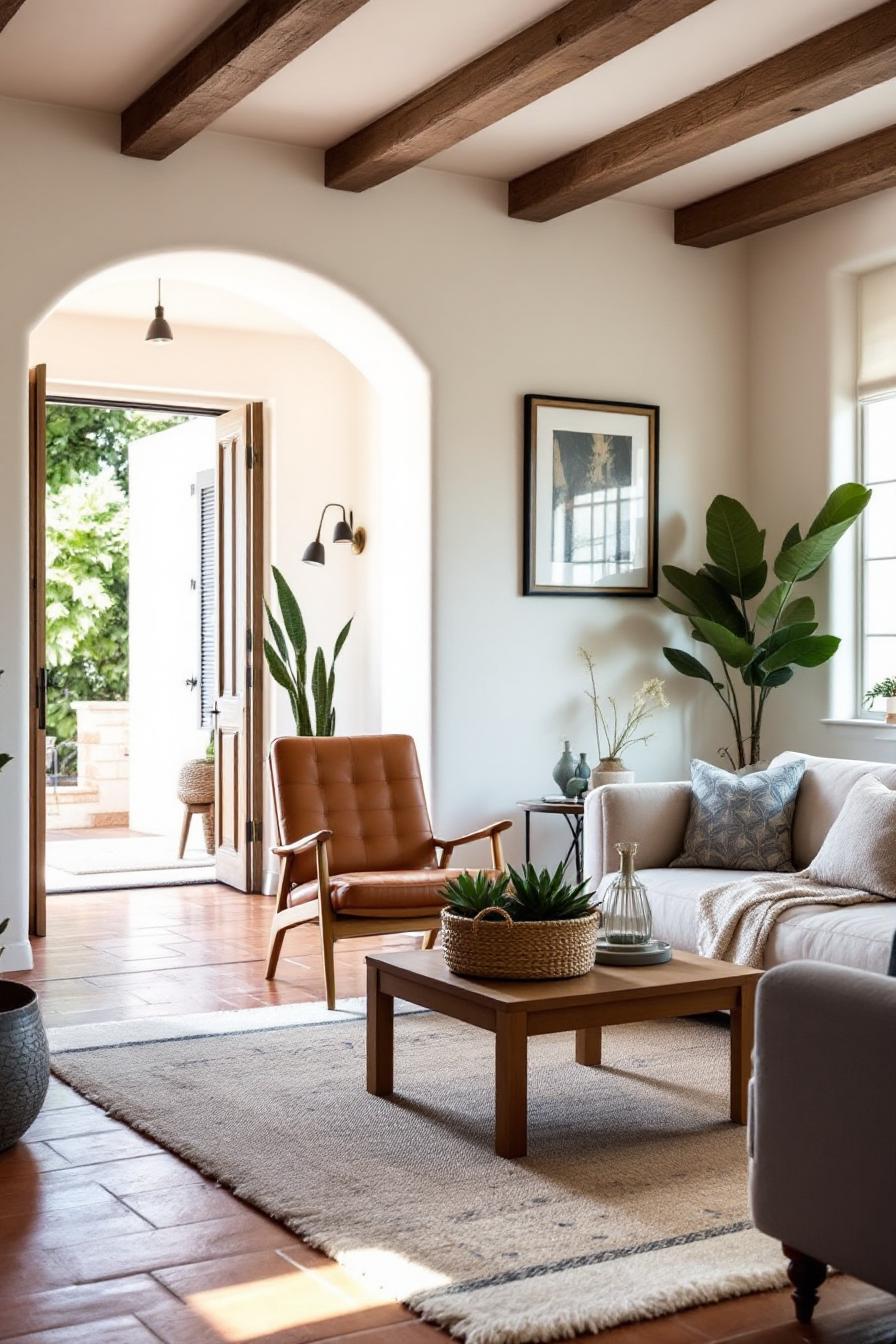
[266, 734, 511, 1008]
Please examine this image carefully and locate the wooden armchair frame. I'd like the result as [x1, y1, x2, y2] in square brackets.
[265, 819, 511, 1009]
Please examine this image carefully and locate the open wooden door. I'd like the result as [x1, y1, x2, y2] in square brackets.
[214, 404, 264, 892]
[28, 365, 47, 937]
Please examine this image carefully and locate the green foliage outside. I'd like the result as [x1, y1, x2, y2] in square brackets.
[45, 403, 183, 747]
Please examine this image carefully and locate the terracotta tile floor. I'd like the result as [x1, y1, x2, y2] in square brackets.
[3, 884, 894, 1344]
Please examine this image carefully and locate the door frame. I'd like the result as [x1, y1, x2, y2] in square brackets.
[29, 388, 266, 933]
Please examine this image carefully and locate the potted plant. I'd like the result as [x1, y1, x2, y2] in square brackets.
[662, 485, 870, 770]
[580, 649, 668, 788]
[440, 864, 600, 980]
[0, 674, 50, 1151]
[864, 677, 896, 725]
[263, 566, 352, 736]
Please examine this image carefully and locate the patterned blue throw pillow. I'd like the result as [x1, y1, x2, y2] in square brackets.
[672, 758, 806, 872]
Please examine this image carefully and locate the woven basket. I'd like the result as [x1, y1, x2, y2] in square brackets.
[441, 906, 601, 981]
[176, 759, 214, 806]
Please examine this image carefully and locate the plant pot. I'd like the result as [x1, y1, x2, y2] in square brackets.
[886, 697, 896, 726]
[441, 907, 601, 980]
[589, 758, 635, 790]
[0, 982, 49, 1151]
[177, 759, 214, 806]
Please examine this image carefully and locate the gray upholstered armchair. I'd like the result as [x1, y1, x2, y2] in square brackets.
[749, 961, 896, 1320]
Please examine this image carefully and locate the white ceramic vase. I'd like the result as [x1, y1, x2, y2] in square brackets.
[886, 697, 896, 726]
[589, 758, 635, 790]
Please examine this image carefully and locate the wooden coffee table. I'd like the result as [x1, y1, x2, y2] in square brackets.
[366, 949, 761, 1158]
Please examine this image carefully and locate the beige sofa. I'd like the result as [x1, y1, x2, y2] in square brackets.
[583, 751, 896, 974]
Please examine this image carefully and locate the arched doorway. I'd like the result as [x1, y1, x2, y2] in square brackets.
[27, 249, 432, 933]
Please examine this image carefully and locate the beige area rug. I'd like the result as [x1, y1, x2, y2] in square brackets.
[51, 1005, 787, 1344]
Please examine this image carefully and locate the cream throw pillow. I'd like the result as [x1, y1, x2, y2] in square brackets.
[805, 774, 896, 898]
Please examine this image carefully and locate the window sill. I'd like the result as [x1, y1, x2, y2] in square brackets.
[821, 717, 896, 730]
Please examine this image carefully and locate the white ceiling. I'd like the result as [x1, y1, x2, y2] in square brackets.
[0, 0, 892, 210]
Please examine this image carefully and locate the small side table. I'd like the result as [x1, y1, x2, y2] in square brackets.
[517, 798, 585, 883]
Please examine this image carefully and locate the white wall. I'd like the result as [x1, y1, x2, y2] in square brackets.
[746, 187, 896, 769]
[128, 417, 216, 837]
[0, 97, 747, 968]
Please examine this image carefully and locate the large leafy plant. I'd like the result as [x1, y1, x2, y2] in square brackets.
[662, 485, 870, 769]
[263, 566, 351, 736]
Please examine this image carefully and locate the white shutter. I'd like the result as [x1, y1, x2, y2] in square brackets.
[197, 470, 216, 730]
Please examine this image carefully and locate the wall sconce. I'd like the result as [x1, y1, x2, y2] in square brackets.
[302, 503, 366, 567]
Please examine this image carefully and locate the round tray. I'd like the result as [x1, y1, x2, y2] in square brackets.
[594, 939, 672, 966]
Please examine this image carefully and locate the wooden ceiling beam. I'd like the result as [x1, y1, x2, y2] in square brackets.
[325, 0, 717, 193]
[0, 0, 27, 33]
[675, 123, 896, 248]
[121, 0, 369, 160]
[509, 0, 896, 222]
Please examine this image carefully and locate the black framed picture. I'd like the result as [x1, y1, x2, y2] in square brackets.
[523, 394, 659, 597]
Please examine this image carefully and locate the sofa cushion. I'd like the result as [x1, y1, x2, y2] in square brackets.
[771, 750, 896, 869]
[804, 775, 896, 898]
[598, 867, 896, 974]
[671, 758, 805, 872]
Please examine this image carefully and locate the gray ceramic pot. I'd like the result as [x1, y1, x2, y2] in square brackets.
[0, 981, 49, 1150]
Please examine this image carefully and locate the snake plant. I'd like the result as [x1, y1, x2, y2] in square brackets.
[441, 870, 512, 919]
[263, 567, 351, 736]
[506, 863, 595, 922]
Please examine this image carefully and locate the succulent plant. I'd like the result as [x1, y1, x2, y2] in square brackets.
[506, 863, 595, 922]
[441, 870, 512, 919]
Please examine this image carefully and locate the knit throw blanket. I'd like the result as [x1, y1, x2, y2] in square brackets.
[696, 872, 883, 969]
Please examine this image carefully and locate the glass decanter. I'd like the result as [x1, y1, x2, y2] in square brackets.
[602, 842, 652, 945]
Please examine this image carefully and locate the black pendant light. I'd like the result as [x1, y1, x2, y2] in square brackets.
[145, 278, 174, 343]
[302, 503, 365, 566]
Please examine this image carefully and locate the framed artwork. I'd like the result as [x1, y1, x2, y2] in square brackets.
[523, 394, 659, 597]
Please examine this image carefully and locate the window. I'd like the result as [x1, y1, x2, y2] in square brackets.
[858, 395, 896, 717]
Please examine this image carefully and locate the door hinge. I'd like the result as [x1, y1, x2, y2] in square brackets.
[246, 442, 255, 469]
[246, 666, 253, 690]
[245, 819, 262, 844]
[246, 627, 253, 653]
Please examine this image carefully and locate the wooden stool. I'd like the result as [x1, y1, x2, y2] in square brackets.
[178, 801, 214, 858]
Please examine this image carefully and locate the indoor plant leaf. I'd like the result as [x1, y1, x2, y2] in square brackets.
[807, 482, 873, 536]
[264, 598, 289, 663]
[662, 566, 745, 634]
[756, 582, 789, 627]
[761, 634, 840, 674]
[662, 647, 722, 686]
[311, 647, 328, 735]
[780, 596, 815, 626]
[690, 617, 756, 668]
[703, 561, 768, 601]
[705, 496, 766, 584]
[333, 618, 353, 662]
[272, 565, 307, 656]
[773, 520, 863, 583]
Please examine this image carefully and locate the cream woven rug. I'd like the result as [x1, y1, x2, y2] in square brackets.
[51, 1004, 787, 1344]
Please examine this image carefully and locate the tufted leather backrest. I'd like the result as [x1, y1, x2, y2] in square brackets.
[269, 735, 437, 884]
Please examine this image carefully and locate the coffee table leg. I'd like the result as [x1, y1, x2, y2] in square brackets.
[730, 981, 756, 1124]
[367, 964, 394, 1097]
[495, 1011, 528, 1158]
[575, 1026, 602, 1067]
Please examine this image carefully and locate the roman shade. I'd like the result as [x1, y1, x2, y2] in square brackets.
[858, 264, 896, 397]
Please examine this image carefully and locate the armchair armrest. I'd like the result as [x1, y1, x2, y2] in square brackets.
[434, 819, 512, 869]
[271, 828, 333, 859]
[583, 781, 691, 885]
[750, 962, 896, 1295]
[433, 819, 512, 849]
